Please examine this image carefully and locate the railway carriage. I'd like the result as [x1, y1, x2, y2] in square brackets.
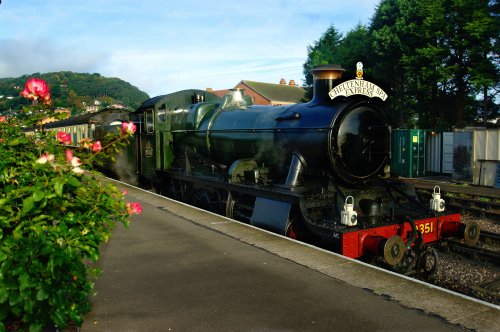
[42, 107, 134, 146]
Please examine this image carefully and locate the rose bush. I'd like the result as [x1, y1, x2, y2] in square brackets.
[0, 78, 141, 331]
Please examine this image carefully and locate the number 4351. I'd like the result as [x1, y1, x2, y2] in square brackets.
[418, 222, 434, 234]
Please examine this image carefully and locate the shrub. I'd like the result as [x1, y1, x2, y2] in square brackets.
[0, 79, 141, 331]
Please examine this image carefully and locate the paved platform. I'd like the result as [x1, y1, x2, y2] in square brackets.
[82, 180, 499, 331]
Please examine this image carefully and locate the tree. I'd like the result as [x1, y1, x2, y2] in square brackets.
[303, 25, 343, 89]
[370, 0, 415, 127]
[336, 24, 375, 76]
[466, 0, 499, 126]
[367, 0, 499, 129]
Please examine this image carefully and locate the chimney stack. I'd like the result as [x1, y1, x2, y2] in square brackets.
[279, 78, 286, 85]
[309, 64, 345, 106]
[288, 79, 296, 86]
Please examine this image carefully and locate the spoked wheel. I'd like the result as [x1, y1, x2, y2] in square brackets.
[419, 248, 439, 278]
[193, 188, 212, 211]
[193, 187, 226, 214]
[166, 179, 191, 202]
[226, 191, 236, 219]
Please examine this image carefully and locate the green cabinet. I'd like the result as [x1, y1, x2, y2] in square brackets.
[391, 129, 426, 177]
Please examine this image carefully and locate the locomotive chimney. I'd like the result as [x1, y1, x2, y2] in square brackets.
[309, 64, 345, 106]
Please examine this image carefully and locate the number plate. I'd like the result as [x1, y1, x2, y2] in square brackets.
[416, 220, 436, 236]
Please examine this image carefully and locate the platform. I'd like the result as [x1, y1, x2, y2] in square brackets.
[82, 179, 499, 331]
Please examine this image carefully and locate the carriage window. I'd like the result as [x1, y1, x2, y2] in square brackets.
[145, 110, 154, 133]
[158, 103, 167, 123]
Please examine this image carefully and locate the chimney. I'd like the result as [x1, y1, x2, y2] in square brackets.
[309, 64, 345, 106]
[206, 88, 213, 92]
[288, 79, 296, 86]
[279, 78, 286, 85]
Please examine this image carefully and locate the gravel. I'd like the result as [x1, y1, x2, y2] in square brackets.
[429, 214, 499, 305]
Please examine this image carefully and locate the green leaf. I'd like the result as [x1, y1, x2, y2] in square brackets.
[67, 177, 81, 188]
[36, 288, 49, 301]
[33, 189, 45, 202]
[0, 286, 7, 303]
[8, 138, 23, 147]
[21, 196, 35, 215]
[29, 322, 43, 332]
[18, 273, 31, 291]
[8, 291, 22, 306]
[54, 180, 64, 196]
[53, 308, 66, 326]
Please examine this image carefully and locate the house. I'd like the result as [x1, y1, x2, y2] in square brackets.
[234, 79, 305, 105]
[41, 108, 71, 124]
[207, 78, 305, 106]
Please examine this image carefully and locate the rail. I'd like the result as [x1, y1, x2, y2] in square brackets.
[416, 189, 500, 222]
[446, 239, 500, 264]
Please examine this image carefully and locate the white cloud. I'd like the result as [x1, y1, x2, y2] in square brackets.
[0, 39, 109, 77]
[0, 0, 380, 96]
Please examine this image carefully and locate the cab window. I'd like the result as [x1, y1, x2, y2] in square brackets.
[145, 110, 154, 133]
[158, 103, 167, 123]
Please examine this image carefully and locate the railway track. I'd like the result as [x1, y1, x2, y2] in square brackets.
[416, 188, 500, 222]
[472, 277, 500, 299]
[444, 229, 500, 265]
[480, 230, 500, 244]
[437, 231, 500, 302]
[446, 239, 500, 264]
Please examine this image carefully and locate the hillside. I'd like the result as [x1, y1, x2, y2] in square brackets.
[0, 72, 150, 115]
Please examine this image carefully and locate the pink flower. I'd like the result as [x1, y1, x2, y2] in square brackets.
[36, 154, 49, 164]
[69, 156, 82, 167]
[72, 166, 85, 174]
[122, 190, 128, 196]
[57, 132, 71, 145]
[21, 78, 51, 105]
[126, 202, 142, 215]
[91, 140, 102, 152]
[121, 121, 137, 136]
[36, 153, 55, 164]
[66, 149, 82, 166]
[0, 116, 6, 122]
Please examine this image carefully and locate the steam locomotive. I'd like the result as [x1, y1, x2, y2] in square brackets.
[44, 64, 480, 276]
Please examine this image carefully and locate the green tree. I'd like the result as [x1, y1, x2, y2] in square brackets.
[0, 72, 149, 114]
[367, 0, 498, 129]
[303, 25, 343, 88]
[370, 0, 422, 127]
[466, 0, 499, 126]
[335, 24, 374, 77]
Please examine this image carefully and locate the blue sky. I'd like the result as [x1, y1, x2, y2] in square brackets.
[0, 0, 380, 97]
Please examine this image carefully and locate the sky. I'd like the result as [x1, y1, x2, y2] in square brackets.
[0, 0, 380, 97]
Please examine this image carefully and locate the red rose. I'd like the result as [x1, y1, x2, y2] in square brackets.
[121, 121, 137, 135]
[21, 78, 51, 104]
[57, 131, 71, 145]
[126, 202, 142, 215]
[91, 140, 102, 152]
